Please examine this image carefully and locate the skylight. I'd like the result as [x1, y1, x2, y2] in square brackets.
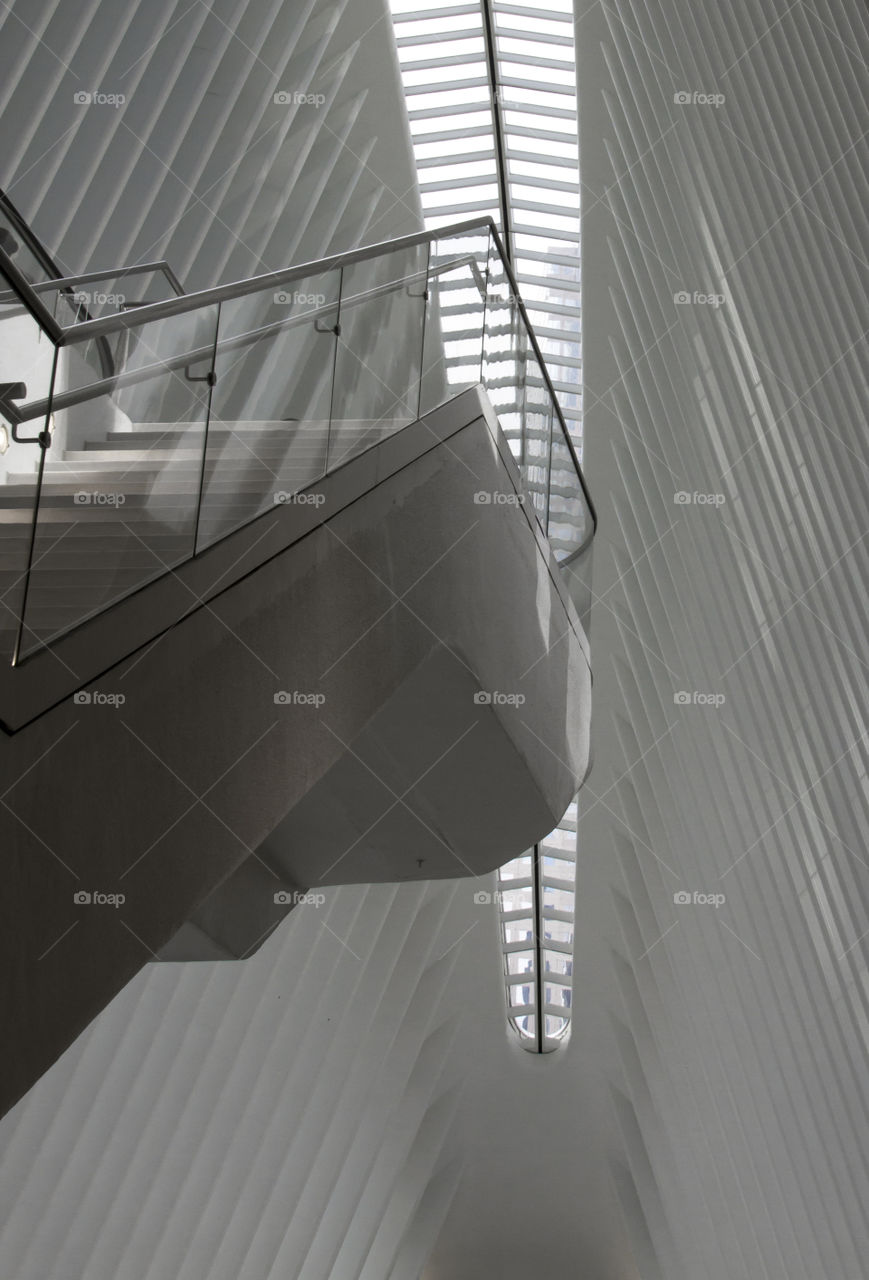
[390, 0, 582, 449]
[390, 0, 582, 1053]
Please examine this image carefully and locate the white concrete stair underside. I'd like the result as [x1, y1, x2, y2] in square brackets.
[0, 390, 592, 1123]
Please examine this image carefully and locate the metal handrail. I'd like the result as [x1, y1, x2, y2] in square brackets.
[0, 213, 596, 552]
[0, 189, 170, 382]
[0, 259, 186, 306]
[480, 0, 513, 266]
[0, 244, 64, 341]
[50, 216, 492, 345]
[0, 188, 66, 281]
[487, 222, 595, 552]
[9, 256, 477, 425]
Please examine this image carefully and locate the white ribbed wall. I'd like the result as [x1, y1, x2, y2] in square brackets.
[0, 0, 423, 286]
[568, 0, 869, 1276]
[423, 1, 869, 1276]
[0, 882, 473, 1279]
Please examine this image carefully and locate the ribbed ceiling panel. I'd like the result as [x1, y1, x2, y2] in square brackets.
[574, 0, 869, 1275]
[0, 0, 424, 288]
[0, 883, 471, 1279]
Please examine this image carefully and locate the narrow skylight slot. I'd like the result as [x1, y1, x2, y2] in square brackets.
[390, 0, 582, 1052]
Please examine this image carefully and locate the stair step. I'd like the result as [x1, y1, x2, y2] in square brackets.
[94, 432, 327, 447]
[1, 495, 198, 510]
[5, 478, 322, 491]
[0, 503, 315, 524]
[48, 462, 327, 477]
[43, 454, 322, 466]
[0, 409, 412, 642]
[101, 424, 371, 440]
[101, 424, 332, 440]
[96, 427, 376, 444]
[1, 497, 300, 516]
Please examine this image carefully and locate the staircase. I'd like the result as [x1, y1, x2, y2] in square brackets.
[0, 418, 388, 654]
[0, 383, 594, 1117]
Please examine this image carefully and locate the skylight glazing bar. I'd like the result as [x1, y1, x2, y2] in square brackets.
[480, 0, 514, 263]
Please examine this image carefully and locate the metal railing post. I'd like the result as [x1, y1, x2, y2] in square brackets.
[12, 345, 59, 665]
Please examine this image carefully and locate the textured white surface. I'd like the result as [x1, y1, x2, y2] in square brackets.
[0, 0, 423, 283]
[426, 0, 869, 1276]
[566, 0, 869, 1276]
[2, 0, 868, 1276]
[0, 882, 472, 1280]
